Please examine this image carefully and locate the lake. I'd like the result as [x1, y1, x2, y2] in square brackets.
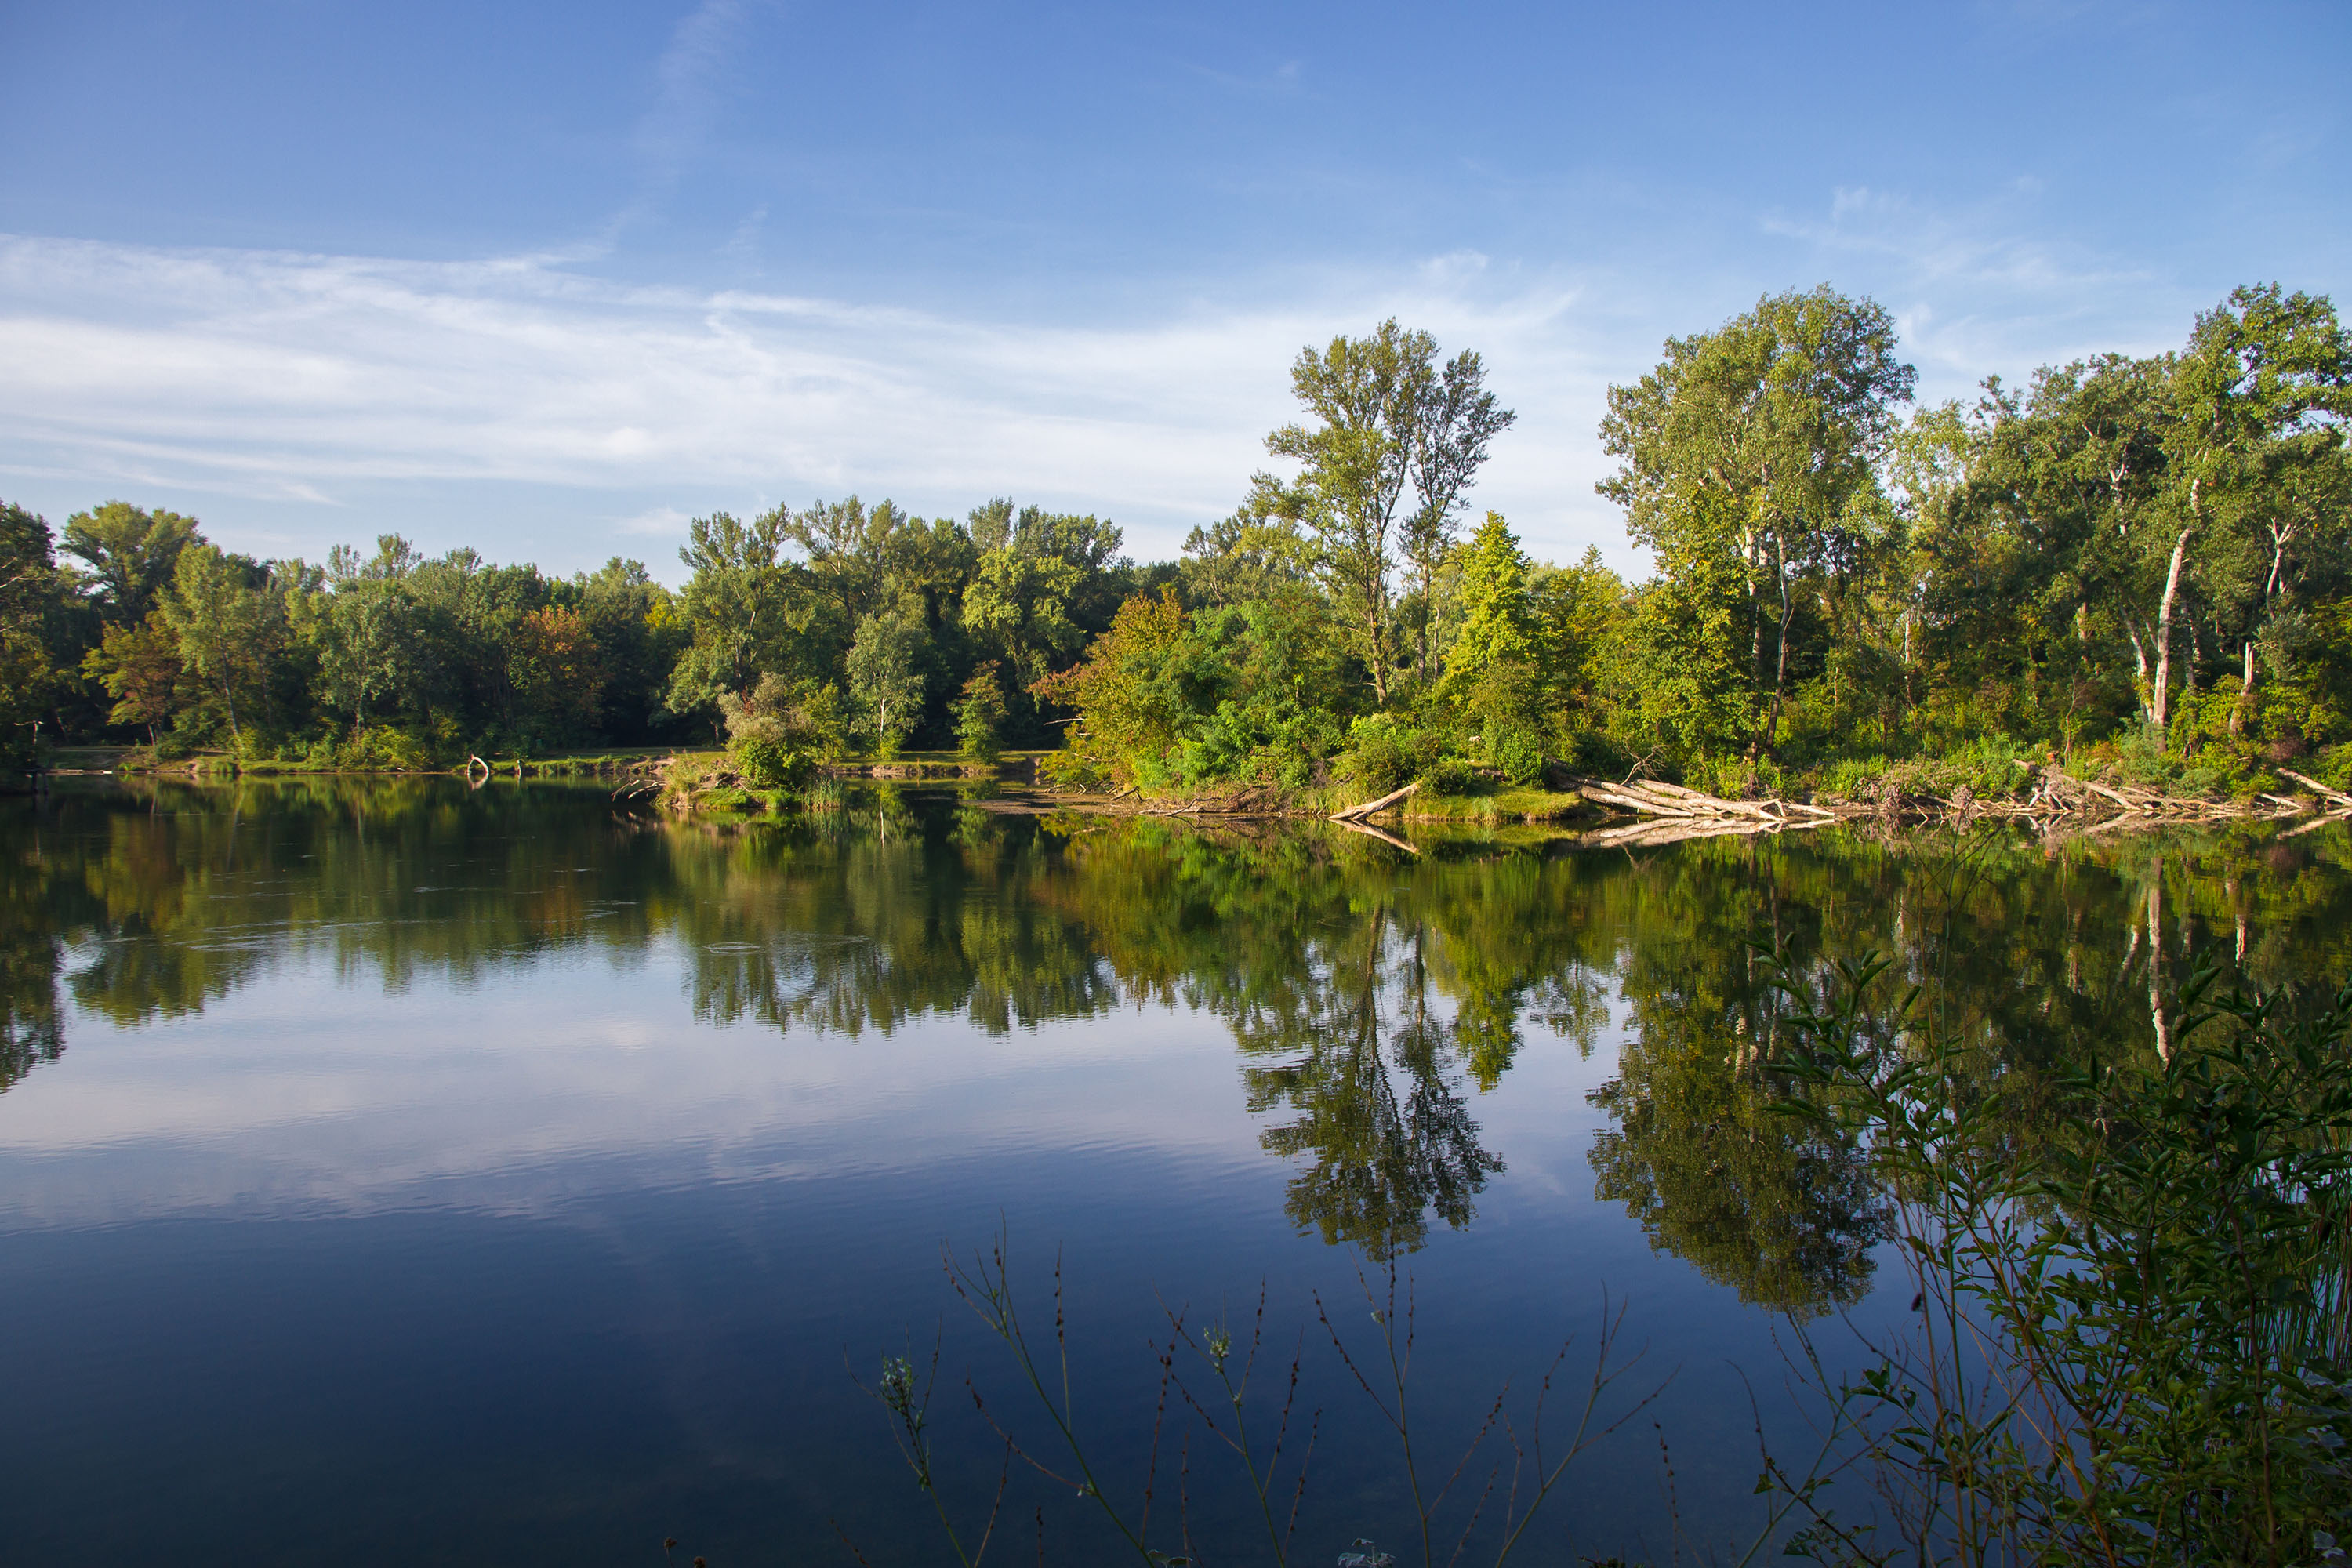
[3, 778, 2347, 1565]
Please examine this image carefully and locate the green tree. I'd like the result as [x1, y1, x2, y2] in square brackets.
[1527, 547, 1628, 734]
[82, 617, 183, 743]
[0, 502, 62, 768]
[1401, 347, 1516, 683]
[2165, 284, 2352, 741]
[964, 547, 1079, 688]
[578, 557, 681, 742]
[954, 661, 1007, 762]
[314, 536, 426, 735]
[1947, 355, 2174, 747]
[667, 510, 797, 730]
[1030, 590, 1198, 786]
[60, 502, 202, 626]
[1254, 320, 1435, 706]
[507, 605, 605, 742]
[1178, 506, 1310, 608]
[846, 607, 929, 756]
[1441, 511, 1534, 688]
[158, 543, 273, 746]
[1600, 286, 1916, 756]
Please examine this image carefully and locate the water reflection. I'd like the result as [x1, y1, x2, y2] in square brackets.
[0, 826, 62, 1092]
[5, 778, 2351, 1312]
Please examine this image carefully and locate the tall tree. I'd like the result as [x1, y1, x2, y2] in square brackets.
[2165, 284, 2352, 740]
[1443, 511, 1535, 691]
[159, 543, 272, 745]
[667, 510, 797, 726]
[1254, 320, 1437, 706]
[82, 617, 182, 744]
[0, 503, 60, 767]
[314, 535, 427, 735]
[60, 503, 202, 626]
[507, 606, 605, 740]
[1402, 349, 1515, 682]
[1600, 286, 1916, 753]
[578, 557, 681, 742]
[845, 607, 928, 754]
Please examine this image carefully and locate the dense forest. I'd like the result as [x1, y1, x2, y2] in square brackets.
[3, 281, 2347, 800]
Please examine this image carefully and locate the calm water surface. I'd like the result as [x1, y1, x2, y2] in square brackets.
[3, 779, 2348, 1565]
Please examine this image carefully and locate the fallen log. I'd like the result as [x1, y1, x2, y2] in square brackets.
[2280, 769, 2352, 808]
[1572, 782, 1700, 817]
[1559, 774, 1784, 823]
[2082, 779, 2143, 814]
[1330, 780, 1422, 821]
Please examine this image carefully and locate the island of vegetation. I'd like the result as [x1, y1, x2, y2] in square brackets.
[4, 283, 2347, 831]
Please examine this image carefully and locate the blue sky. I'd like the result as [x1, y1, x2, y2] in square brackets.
[2, 0, 2346, 580]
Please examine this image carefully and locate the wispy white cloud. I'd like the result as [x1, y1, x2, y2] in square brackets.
[0, 233, 1638, 569]
[1759, 184, 2190, 390]
[604, 0, 756, 243]
[0, 186, 2224, 577]
[616, 504, 695, 537]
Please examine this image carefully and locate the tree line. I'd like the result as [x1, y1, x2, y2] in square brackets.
[0, 492, 1164, 772]
[1047, 283, 2352, 802]
[4, 281, 2346, 794]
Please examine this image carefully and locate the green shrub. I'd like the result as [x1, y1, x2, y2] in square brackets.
[1426, 757, 1484, 796]
[1696, 753, 1784, 800]
[1565, 727, 1629, 779]
[1773, 959, 2352, 1566]
[1818, 754, 1891, 798]
[730, 727, 814, 791]
[1038, 745, 1109, 792]
[955, 662, 1007, 764]
[719, 673, 825, 791]
[1338, 717, 1435, 793]
[337, 725, 445, 771]
[1487, 725, 1544, 786]
[1953, 734, 2040, 796]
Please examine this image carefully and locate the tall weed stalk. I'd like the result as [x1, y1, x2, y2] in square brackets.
[847, 1228, 1704, 1566]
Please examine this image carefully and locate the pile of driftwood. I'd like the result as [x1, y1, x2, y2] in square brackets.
[2012, 766, 2352, 838]
[1138, 782, 1292, 818]
[1558, 765, 2352, 847]
[1559, 775, 1838, 848]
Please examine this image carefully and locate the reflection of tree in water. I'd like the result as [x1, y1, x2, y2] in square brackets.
[1237, 910, 1504, 1258]
[1581, 858, 1893, 1316]
[1588, 1031, 1884, 1316]
[13, 783, 2352, 1309]
[673, 808, 1120, 1036]
[0, 803, 64, 1091]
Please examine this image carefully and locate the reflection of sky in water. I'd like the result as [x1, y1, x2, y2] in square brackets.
[3, 782, 2348, 1565]
[0, 955, 1276, 1222]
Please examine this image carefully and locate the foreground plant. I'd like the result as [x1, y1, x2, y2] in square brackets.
[1763, 955, 2352, 1566]
[848, 1229, 1693, 1566]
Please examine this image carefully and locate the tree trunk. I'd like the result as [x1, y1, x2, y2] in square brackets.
[1766, 558, 1795, 750]
[1413, 555, 1436, 687]
[2230, 641, 2256, 738]
[2149, 526, 2193, 743]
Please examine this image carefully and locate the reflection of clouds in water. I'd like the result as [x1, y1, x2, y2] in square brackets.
[0, 961, 1266, 1229]
[9, 781, 2352, 1308]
